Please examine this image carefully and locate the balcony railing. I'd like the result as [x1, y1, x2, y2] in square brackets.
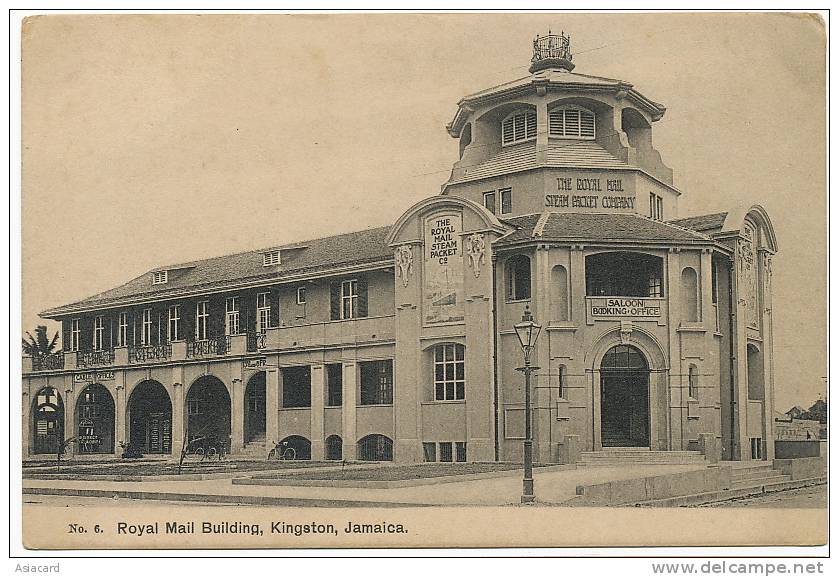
[129, 343, 172, 364]
[77, 349, 115, 368]
[31, 352, 65, 371]
[187, 335, 230, 358]
[246, 331, 267, 352]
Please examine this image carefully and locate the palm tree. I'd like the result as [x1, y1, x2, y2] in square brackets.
[22, 325, 59, 357]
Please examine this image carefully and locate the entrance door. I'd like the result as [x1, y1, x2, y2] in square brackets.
[245, 372, 266, 443]
[599, 345, 650, 448]
[33, 387, 63, 454]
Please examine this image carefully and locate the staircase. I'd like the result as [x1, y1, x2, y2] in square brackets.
[729, 461, 790, 490]
[579, 447, 708, 467]
[239, 433, 267, 459]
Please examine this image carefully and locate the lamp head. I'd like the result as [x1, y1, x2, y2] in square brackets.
[513, 305, 542, 352]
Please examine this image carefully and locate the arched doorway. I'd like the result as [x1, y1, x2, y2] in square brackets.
[75, 383, 115, 454]
[185, 376, 231, 453]
[325, 435, 343, 460]
[33, 387, 63, 454]
[127, 380, 172, 454]
[600, 345, 650, 447]
[244, 372, 266, 444]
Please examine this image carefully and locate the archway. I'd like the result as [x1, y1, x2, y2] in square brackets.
[75, 383, 115, 454]
[279, 435, 311, 460]
[599, 345, 650, 447]
[127, 380, 172, 454]
[244, 372, 266, 443]
[33, 387, 63, 454]
[185, 376, 231, 453]
[357, 434, 394, 461]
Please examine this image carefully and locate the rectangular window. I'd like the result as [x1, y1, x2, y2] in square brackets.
[750, 438, 763, 460]
[483, 191, 496, 214]
[117, 312, 128, 347]
[558, 365, 567, 399]
[341, 279, 358, 320]
[439, 442, 453, 462]
[225, 296, 240, 335]
[152, 270, 168, 284]
[688, 367, 699, 399]
[423, 442, 437, 462]
[256, 292, 270, 333]
[657, 196, 664, 221]
[296, 286, 306, 305]
[434, 344, 465, 401]
[455, 442, 467, 463]
[649, 192, 664, 220]
[187, 399, 201, 415]
[282, 365, 311, 408]
[360, 360, 393, 405]
[168, 305, 181, 341]
[648, 273, 663, 298]
[500, 188, 512, 214]
[263, 250, 280, 266]
[93, 315, 104, 351]
[195, 301, 209, 341]
[141, 308, 153, 345]
[326, 363, 343, 407]
[70, 319, 80, 352]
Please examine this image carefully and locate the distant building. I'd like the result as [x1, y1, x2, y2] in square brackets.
[22, 33, 778, 464]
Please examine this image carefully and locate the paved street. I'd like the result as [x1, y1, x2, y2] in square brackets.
[704, 484, 827, 508]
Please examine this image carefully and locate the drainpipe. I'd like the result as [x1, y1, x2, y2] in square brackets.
[728, 259, 737, 460]
[491, 256, 500, 462]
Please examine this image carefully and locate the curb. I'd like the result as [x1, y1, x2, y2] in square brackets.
[634, 476, 827, 507]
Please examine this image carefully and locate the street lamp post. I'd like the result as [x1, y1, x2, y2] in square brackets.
[514, 306, 542, 504]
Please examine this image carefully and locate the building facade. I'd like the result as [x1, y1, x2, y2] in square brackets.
[23, 34, 778, 464]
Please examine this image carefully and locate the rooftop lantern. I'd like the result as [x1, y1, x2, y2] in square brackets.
[529, 30, 574, 73]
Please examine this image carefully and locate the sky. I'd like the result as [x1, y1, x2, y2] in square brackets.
[20, 13, 826, 410]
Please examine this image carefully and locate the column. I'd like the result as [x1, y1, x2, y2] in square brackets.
[535, 98, 549, 164]
[21, 387, 30, 458]
[310, 364, 325, 460]
[115, 378, 126, 451]
[760, 251, 775, 460]
[665, 248, 682, 451]
[534, 244, 552, 462]
[63, 374, 75, 457]
[342, 362, 358, 461]
[231, 377, 244, 454]
[265, 368, 280, 448]
[171, 382, 184, 456]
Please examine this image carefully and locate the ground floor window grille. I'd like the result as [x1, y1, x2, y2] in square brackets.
[325, 435, 342, 460]
[357, 434, 393, 461]
[326, 363, 343, 406]
[360, 360, 393, 405]
[423, 441, 467, 462]
[423, 442, 436, 462]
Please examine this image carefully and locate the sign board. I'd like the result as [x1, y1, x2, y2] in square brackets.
[244, 358, 274, 370]
[544, 173, 636, 212]
[423, 213, 465, 325]
[587, 297, 663, 321]
[73, 370, 115, 383]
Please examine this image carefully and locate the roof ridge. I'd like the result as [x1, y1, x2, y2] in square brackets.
[646, 214, 714, 241]
[532, 212, 552, 238]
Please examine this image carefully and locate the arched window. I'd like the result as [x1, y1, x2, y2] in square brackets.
[434, 343, 465, 401]
[549, 106, 595, 139]
[688, 365, 699, 399]
[501, 110, 537, 146]
[551, 265, 569, 321]
[325, 435, 343, 460]
[506, 255, 531, 301]
[357, 434, 393, 461]
[681, 267, 699, 322]
[279, 435, 312, 460]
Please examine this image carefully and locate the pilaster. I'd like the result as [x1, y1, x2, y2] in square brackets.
[231, 377, 244, 454]
[310, 364, 326, 460]
[265, 368, 280, 448]
[342, 362, 358, 460]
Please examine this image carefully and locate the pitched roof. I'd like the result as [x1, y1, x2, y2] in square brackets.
[668, 212, 729, 234]
[461, 70, 626, 101]
[496, 212, 714, 246]
[42, 226, 393, 317]
[448, 140, 629, 186]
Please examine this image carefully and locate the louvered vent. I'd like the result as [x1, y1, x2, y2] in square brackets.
[549, 107, 596, 139]
[502, 111, 537, 145]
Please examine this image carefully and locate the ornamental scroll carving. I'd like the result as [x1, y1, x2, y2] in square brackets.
[395, 245, 413, 288]
[465, 233, 486, 278]
[739, 223, 759, 329]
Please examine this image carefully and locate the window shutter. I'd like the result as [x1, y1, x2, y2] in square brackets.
[209, 296, 224, 337]
[182, 301, 194, 342]
[330, 282, 341, 321]
[357, 277, 369, 318]
[525, 112, 537, 139]
[565, 109, 580, 136]
[270, 287, 281, 327]
[81, 318, 94, 351]
[244, 292, 256, 333]
[549, 110, 563, 136]
[62, 320, 71, 352]
[502, 117, 514, 144]
[580, 111, 595, 138]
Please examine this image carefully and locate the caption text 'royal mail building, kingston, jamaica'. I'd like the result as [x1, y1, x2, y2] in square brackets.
[23, 34, 778, 466]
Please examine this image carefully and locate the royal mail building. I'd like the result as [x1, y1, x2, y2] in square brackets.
[23, 35, 778, 465]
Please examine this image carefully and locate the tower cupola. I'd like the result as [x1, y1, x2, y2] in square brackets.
[529, 31, 575, 73]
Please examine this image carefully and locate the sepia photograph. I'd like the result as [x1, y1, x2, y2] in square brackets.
[13, 10, 828, 556]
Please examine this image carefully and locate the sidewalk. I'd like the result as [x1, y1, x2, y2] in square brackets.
[23, 463, 704, 507]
